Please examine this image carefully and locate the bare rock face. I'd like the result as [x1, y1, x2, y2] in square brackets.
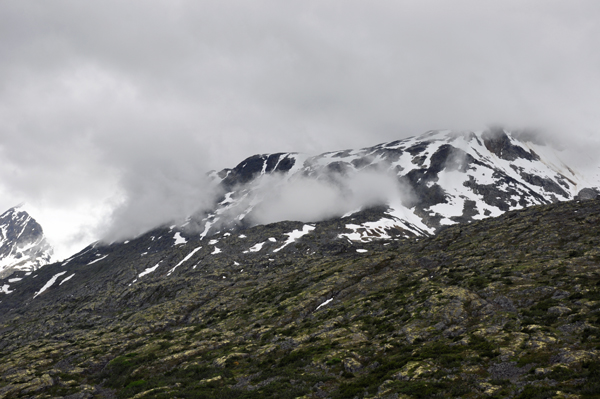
[0, 206, 53, 279]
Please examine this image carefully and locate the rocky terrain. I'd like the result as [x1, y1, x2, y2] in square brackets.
[1, 197, 599, 398]
[1, 128, 599, 398]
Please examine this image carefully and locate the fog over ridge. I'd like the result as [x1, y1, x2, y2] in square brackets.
[247, 167, 416, 226]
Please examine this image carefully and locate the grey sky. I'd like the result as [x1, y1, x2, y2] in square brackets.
[1, 0, 599, 258]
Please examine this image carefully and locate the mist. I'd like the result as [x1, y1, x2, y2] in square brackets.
[100, 156, 223, 243]
[249, 169, 415, 226]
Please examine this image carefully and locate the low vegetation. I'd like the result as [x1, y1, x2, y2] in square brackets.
[1, 199, 600, 398]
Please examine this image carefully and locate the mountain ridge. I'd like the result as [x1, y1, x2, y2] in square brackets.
[0, 127, 594, 279]
[0, 128, 596, 292]
[195, 128, 593, 241]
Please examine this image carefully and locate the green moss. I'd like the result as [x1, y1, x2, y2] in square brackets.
[515, 385, 556, 399]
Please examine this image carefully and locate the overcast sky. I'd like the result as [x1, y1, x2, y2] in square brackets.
[1, 0, 600, 259]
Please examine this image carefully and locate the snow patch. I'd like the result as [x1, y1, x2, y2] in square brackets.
[200, 220, 214, 239]
[173, 232, 187, 245]
[273, 225, 315, 252]
[87, 255, 108, 265]
[62, 245, 95, 266]
[316, 298, 333, 311]
[220, 192, 235, 205]
[244, 242, 265, 253]
[59, 274, 75, 285]
[33, 271, 67, 298]
[139, 261, 162, 278]
[167, 246, 203, 276]
[338, 205, 432, 242]
[342, 208, 362, 218]
[1, 284, 13, 294]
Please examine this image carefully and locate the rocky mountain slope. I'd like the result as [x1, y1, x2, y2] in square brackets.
[0, 206, 52, 281]
[1, 128, 599, 398]
[4, 127, 589, 300]
[1, 197, 600, 398]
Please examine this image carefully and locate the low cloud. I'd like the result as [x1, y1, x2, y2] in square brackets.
[249, 168, 415, 225]
[95, 127, 226, 242]
[100, 165, 222, 243]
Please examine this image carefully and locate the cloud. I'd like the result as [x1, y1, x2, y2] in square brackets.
[100, 149, 223, 243]
[249, 168, 414, 225]
[0, 0, 599, 257]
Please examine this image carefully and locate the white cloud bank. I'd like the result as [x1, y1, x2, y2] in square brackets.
[248, 169, 414, 225]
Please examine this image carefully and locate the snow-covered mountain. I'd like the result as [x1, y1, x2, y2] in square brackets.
[1, 127, 598, 306]
[195, 127, 596, 241]
[2, 128, 600, 399]
[1, 128, 596, 285]
[0, 205, 53, 280]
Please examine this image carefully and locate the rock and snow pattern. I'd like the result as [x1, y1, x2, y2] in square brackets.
[193, 128, 597, 241]
[3, 127, 600, 314]
[7, 127, 597, 296]
[0, 205, 53, 278]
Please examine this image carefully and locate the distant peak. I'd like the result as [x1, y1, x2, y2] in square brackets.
[0, 203, 53, 278]
[5, 203, 29, 215]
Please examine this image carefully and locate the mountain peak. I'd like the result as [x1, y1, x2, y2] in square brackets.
[191, 129, 592, 241]
[0, 206, 53, 279]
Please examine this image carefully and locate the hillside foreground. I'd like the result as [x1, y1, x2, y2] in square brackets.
[1, 199, 600, 398]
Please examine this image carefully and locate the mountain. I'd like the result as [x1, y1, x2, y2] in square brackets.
[0, 128, 593, 281]
[1, 128, 600, 398]
[195, 127, 594, 242]
[1, 197, 600, 398]
[0, 205, 52, 281]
